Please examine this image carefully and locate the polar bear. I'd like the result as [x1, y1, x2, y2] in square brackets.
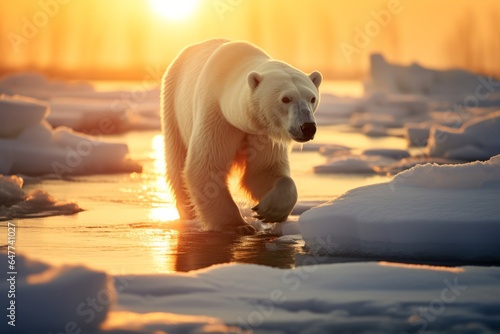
[161, 39, 322, 234]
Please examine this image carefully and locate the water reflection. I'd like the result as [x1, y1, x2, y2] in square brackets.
[147, 134, 179, 222]
[175, 231, 303, 272]
[139, 228, 179, 273]
[133, 134, 180, 273]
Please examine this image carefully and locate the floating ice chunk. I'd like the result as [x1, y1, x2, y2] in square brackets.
[314, 157, 374, 174]
[300, 155, 500, 262]
[0, 175, 25, 205]
[405, 123, 431, 146]
[315, 94, 366, 125]
[366, 54, 500, 98]
[350, 93, 430, 134]
[314, 155, 396, 174]
[350, 111, 401, 128]
[0, 94, 49, 137]
[0, 95, 141, 176]
[360, 148, 410, 160]
[427, 111, 500, 160]
[392, 155, 500, 189]
[0, 174, 82, 220]
[48, 97, 129, 133]
[318, 144, 351, 156]
[364, 94, 429, 118]
[0, 73, 161, 132]
[361, 123, 387, 137]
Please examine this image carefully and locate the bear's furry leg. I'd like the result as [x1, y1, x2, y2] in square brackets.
[184, 115, 256, 234]
[241, 136, 297, 223]
[161, 73, 195, 220]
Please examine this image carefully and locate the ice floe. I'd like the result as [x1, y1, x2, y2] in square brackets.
[300, 155, 500, 262]
[0, 174, 81, 220]
[427, 111, 500, 161]
[0, 72, 160, 133]
[0, 94, 141, 176]
[1, 252, 499, 333]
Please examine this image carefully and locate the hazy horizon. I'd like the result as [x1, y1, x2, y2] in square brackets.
[1, 0, 499, 81]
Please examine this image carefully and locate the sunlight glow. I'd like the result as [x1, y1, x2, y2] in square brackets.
[149, 0, 198, 21]
[149, 134, 179, 222]
[140, 228, 179, 273]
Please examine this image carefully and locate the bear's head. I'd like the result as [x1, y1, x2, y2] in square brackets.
[247, 62, 322, 143]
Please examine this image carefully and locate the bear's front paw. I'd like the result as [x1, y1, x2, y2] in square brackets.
[252, 177, 297, 223]
[252, 203, 290, 223]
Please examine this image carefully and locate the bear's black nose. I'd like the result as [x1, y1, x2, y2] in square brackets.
[300, 122, 316, 139]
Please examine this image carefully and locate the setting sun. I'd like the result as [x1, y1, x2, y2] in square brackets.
[149, 0, 198, 21]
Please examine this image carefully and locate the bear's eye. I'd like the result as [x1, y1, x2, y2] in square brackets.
[281, 97, 291, 104]
[311, 97, 316, 104]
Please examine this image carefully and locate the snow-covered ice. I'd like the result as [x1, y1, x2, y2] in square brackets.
[314, 94, 366, 124]
[2, 252, 500, 333]
[405, 123, 432, 146]
[314, 155, 397, 174]
[0, 94, 141, 176]
[309, 61, 500, 175]
[0, 94, 48, 137]
[376, 156, 465, 175]
[300, 155, 500, 262]
[313, 149, 411, 175]
[366, 54, 500, 99]
[0, 174, 81, 220]
[427, 111, 500, 160]
[0, 73, 160, 132]
[1, 253, 111, 332]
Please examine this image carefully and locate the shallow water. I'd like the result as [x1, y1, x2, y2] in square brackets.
[0, 80, 411, 274]
[0, 126, 407, 274]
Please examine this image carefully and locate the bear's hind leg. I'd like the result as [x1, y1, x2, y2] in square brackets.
[161, 82, 194, 220]
[164, 136, 195, 220]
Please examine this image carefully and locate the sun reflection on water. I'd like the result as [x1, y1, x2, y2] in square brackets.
[140, 134, 181, 273]
[147, 134, 180, 222]
[140, 228, 179, 273]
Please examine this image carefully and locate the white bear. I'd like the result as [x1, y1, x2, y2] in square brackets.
[161, 39, 322, 234]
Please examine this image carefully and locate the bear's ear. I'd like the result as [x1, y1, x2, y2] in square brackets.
[309, 71, 322, 89]
[247, 72, 263, 91]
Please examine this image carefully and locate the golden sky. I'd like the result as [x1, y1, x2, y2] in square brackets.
[1, 0, 499, 80]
